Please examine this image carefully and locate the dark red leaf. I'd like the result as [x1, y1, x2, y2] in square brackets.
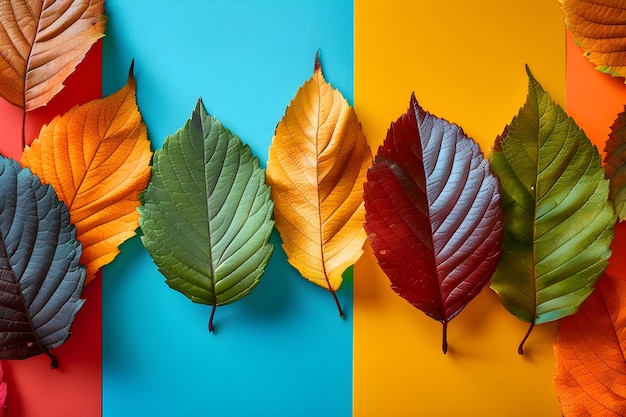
[0, 361, 6, 413]
[364, 94, 504, 353]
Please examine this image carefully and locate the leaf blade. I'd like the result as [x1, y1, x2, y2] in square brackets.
[562, 0, 626, 81]
[555, 275, 626, 417]
[604, 106, 626, 221]
[20, 68, 152, 284]
[0, 157, 84, 366]
[139, 99, 274, 331]
[363, 94, 504, 352]
[266, 55, 372, 315]
[488, 68, 616, 352]
[0, 0, 106, 110]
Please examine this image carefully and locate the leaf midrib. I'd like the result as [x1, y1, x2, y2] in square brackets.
[64, 87, 130, 211]
[200, 117, 217, 310]
[0, 230, 47, 362]
[314, 74, 331, 290]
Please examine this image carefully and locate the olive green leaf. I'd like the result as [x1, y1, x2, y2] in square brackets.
[488, 66, 616, 354]
[604, 106, 626, 222]
[139, 99, 274, 332]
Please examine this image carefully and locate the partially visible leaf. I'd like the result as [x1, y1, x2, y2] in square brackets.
[21, 65, 151, 284]
[363, 93, 503, 353]
[488, 66, 616, 354]
[555, 274, 626, 417]
[139, 99, 274, 332]
[0, 157, 85, 368]
[561, 0, 626, 80]
[266, 53, 372, 317]
[604, 106, 626, 221]
[0, 0, 106, 110]
[0, 361, 6, 415]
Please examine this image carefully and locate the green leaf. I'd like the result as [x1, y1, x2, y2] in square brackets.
[139, 99, 274, 332]
[0, 157, 85, 368]
[488, 66, 616, 354]
[604, 106, 626, 222]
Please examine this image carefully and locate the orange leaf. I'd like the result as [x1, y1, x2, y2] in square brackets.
[266, 53, 372, 316]
[21, 67, 151, 284]
[561, 0, 626, 80]
[0, 0, 106, 110]
[555, 275, 626, 416]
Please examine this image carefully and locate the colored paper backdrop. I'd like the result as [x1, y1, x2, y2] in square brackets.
[101, 1, 354, 417]
[0, 1, 625, 416]
[0, 46, 103, 417]
[354, 1, 566, 416]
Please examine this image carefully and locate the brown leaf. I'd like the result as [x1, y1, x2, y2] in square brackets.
[0, 0, 106, 111]
[562, 0, 626, 80]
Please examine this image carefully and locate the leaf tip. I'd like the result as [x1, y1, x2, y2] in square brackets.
[524, 63, 532, 77]
[524, 64, 544, 93]
[409, 92, 422, 116]
[194, 97, 205, 114]
[314, 49, 322, 73]
[129, 59, 135, 79]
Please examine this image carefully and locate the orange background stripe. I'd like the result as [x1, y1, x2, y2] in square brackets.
[354, 1, 566, 415]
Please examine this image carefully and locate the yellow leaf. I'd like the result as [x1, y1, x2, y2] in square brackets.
[21, 66, 151, 284]
[266, 53, 372, 316]
[0, 0, 106, 111]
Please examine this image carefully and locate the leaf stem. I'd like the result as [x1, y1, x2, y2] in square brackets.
[208, 303, 216, 333]
[21, 107, 26, 150]
[330, 288, 344, 318]
[518, 321, 535, 355]
[45, 350, 59, 369]
[442, 321, 448, 354]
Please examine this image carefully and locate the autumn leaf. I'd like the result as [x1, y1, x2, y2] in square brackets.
[363, 94, 503, 353]
[555, 274, 626, 416]
[139, 99, 274, 332]
[561, 0, 626, 80]
[20, 64, 151, 285]
[0, 0, 106, 111]
[604, 106, 626, 221]
[266, 53, 372, 317]
[488, 66, 616, 354]
[0, 157, 85, 368]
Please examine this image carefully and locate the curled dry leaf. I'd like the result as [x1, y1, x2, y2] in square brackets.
[139, 99, 274, 332]
[488, 66, 615, 354]
[21, 65, 152, 284]
[363, 94, 503, 353]
[0, 0, 106, 111]
[561, 0, 626, 80]
[555, 274, 626, 417]
[266, 53, 372, 317]
[0, 157, 85, 368]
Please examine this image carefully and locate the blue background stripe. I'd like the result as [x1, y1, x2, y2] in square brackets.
[102, 1, 354, 416]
